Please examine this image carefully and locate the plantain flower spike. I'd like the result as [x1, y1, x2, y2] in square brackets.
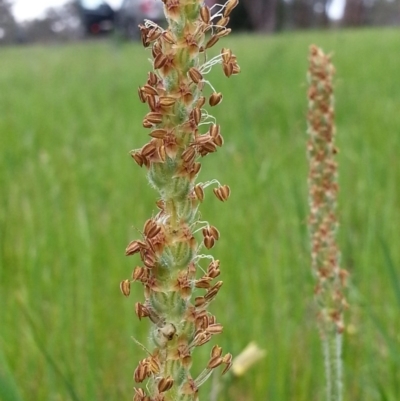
[120, 1, 240, 400]
[307, 45, 348, 401]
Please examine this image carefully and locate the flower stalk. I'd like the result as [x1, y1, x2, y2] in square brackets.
[120, 1, 240, 400]
[306, 45, 348, 401]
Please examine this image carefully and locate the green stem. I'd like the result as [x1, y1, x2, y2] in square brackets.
[321, 326, 343, 401]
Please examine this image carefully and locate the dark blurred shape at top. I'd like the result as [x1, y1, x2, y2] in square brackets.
[0, 0, 18, 44]
[77, 0, 115, 35]
[117, 0, 165, 40]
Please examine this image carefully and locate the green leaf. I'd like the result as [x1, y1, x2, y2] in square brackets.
[0, 348, 24, 401]
[379, 236, 400, 309]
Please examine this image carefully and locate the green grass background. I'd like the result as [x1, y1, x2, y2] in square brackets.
[1, 28, 399, 401]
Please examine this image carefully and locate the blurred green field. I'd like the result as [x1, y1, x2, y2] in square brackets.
[1, 28, 400, 401]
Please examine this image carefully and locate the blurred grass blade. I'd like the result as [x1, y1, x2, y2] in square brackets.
[376, 381, 391, 401]
[368, 309, 400, 367]
[0, 348, 24, 401]
[19, 307, 81, 401]
[379, 236, 400, 308]
[352, 287, 400, 367]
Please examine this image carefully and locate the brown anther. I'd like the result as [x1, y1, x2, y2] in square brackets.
[132, 266, 146, 281]
[204, 235, 215, 249]
[195, 315, 208, 330]
[195, 276, 212, 288]
[146, 94, 157, 111]
[156, 199, 165, 210]
[138, 24, 150, 47]
[213, 133, 224, 147]
[209, 225, 220, 240]
[200, 5, 211, 24]
[154, 53, 168, 70]
[216, 16, 230, 27]
[142, 119, 153, 129]
[204, 288, 218, 302]
[206, 323, 223, 334]
[207, 356, 223, 369]
[159, 96, 176, 107]
[205, 35, 219, 49]
[131, 151, 144, 167]
[125, 240, 144, 256]
[143, 252, 156, 268]
[221, 353, 233, 374]
[194, 184, 204, 202]
[209, 124, 220, 138]
[188, 67, 203, 84]
[158, 145, 166, 162]
[223, 0, 239, 17]
[182, 147, 196, 164]
[215, 28, 231, 38]
[119, 279, 131, 297]
[205, 281, 223, 300]
[200, 141, 217, 154]
[147, 27, 162, 42]
[152, 41, 162, 57]
[208, 263, 221, 279]
[148, 71, 158, 86]
[141, 142, 157, 158]
[190, 107, 202, 126]
[195, 134, 212, 145]
[195, 332, 212, 347]
[213, 185, 231, 201]
[144, 112, 163, 124]
[134, 362, 148, 383]
[149, 129, 168, 139]
[162, 30, 176, 44]
[211, 345, 223, 358]
[208, 259, 220, 270]
[192, 162, 201, 176]
[222, 63, 234, 78]
[143, 219, 157, 236]
[194, 296, 206, 308]
[209, 92, 223, 107]
[221, 47, 232, 62]
[142, 84, 159, 96]
[145, 222, 161, 239]
[138, 87, 146, 103]
[202, 226, 210, 237]
[133, 387, 149, 401]
[135, 302, 151, 320]
[158, 376, 174, 393]
[196, 96, 206, 108]
[207, 266, 221, 278]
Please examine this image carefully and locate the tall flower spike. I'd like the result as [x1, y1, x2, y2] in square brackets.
[307, 45, 348, 401]
[120, 1, 240, 400]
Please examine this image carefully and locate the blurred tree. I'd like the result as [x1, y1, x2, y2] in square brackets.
[291, 0, 315, 28]
[288, 0, 330, 29]
[343, 0, 366, 25]
[0, 0, 17, 44]
[240, 0, 279, 31]
[22, 0, 83, 43]
[363, 0, 400, 26]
